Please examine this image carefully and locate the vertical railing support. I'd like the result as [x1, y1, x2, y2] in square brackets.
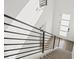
[46, 0, 47, 5]
[58, 38, 60, 47]
[42, 31, 45, 53]
[53, 36, 56, 49]
[40, 27, 42, 51]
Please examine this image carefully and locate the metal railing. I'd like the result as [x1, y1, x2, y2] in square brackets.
[4, 14, 73, 59]
[4, 14, 53, 59]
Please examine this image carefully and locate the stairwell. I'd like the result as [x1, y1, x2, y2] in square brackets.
[4, 0, 74, 59]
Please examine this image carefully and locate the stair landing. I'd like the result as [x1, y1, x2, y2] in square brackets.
[41, 48, 72, 59]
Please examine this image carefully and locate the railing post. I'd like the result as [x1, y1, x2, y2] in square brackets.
[46, 0, 47, 5]
[53, 36, 56, 49]
[42, 31, 45, 53]
[58, 38, 60, 47]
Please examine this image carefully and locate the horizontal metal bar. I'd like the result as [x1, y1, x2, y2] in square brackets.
[16, 51, 41, 59]
[4, 30, 50, 39]
[4, 43, 48, 46]
[4, 37, 42, 41]
[4, 43, 40, 46]
[4, 30, 42, 38]
[5, 45, 49, 52]
[4, 23, 49, 36]
[4, 14, 43, 31]
[4, 23, 51, 37]
[5, 33, 73, 43]
[4, 46, 41, 52]
[4, 23, 42, 35]
[4, 37, 48, 43]
[4, 48, 41, 58]
[4, 14, 53, 36]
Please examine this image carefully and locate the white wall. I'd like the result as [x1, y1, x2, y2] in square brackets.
[16, 0, 43, 26]
[33, 0, 54, 33]
[52, 0, 74, 41]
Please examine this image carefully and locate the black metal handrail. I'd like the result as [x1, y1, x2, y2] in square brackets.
[4, 30, 50, 39]
[16, 51, 41, 59]
[4, 46, 41, 52]
[4, 22, 42, 35]
[4, 48, 41, 58]
[4, 14, 53, 59]
[4, 14, 53, 36]
[4, 37, 44, 41]
[4, 45, 48, 52]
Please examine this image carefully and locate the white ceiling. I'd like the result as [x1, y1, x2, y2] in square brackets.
[4, 0, 30, 17]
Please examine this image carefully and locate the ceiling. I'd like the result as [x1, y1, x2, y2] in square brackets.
[4, 0, 30, 17]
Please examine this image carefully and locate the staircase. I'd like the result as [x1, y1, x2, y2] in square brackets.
[40, 48, 72, 59]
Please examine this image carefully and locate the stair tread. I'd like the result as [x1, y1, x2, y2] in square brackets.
[41, 48, 72, 59]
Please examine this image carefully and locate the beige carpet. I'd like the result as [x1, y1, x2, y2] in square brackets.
[41, 49, 72, 59]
